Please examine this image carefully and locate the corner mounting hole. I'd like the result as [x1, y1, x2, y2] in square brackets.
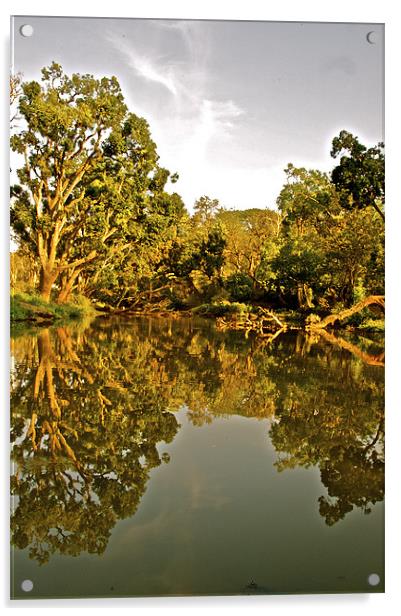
[366, 31, 377, 45]
[20, 24, 34, 37]
[21, 579, 34, 592]
[368, 573, 380, 586]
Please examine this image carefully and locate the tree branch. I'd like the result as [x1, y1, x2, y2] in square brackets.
[57, 250, 97, 272]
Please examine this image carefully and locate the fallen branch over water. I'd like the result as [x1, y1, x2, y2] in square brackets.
[306, 295, 385, 330]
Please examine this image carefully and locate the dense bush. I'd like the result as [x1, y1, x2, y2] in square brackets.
[191, 300, 252, 317]
[224, 273, 254, 302]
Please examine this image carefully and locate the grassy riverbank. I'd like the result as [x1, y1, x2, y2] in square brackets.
[10, 292, 96, 325]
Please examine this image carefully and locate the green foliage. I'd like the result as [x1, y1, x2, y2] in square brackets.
[10, 63, 186, 305]
[217, 207, 280, 295]
[10, 250, 38, 295]
[228, 302, 252, 314]
[165, 216, 226, 285]
[305, 313, 321, 326]
[191, 300, 252, 317]
[198, 226, 227, 277]
[277, 164, 335, 227]
[331, 130, 385, 220]
[273, 162, 384, 309]
[271, 241, 325, 304]
[10, 296, 31, 322]
[224, 272, 254, 301]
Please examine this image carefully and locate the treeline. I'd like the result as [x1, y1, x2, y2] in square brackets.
[10, 64, 384, 315]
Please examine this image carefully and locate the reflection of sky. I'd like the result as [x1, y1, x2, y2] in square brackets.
[12, 17, 383, 211]
[12, 409, 383, 596]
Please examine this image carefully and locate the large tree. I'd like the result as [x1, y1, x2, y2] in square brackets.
[10, 63, 127, 300]
[10, 63, 181, 303]
[57, 130, 185, 305]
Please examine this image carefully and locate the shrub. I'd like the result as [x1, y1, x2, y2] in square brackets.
[224, 273, 254, 302]
[227, 302, 251, 314]
[191, 300, 252, 318]
[69, 294, 93, 310]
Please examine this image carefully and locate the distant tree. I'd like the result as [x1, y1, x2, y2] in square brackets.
[331, 130, 384, 222]
[217, 208, 280, 293]
[193, 195, 220, 224]
[165, 219, 226, 282]
[198, 225, 227, 278]
[10, 249, 38, 293]
[273, 163, 384, 308]
[273, 165, 337, 308]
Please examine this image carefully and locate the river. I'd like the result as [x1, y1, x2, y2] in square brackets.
[10, 316, 384, 598]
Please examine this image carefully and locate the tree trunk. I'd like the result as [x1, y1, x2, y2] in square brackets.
[297, 283, 314, 309]
[56, 252, 97, 304]
[57, 269, 80, 304]
[306, 295, 385, 330]
[39, 268, 58, 302]
[57, 284, 72, 305]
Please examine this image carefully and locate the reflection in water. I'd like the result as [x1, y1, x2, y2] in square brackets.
[10, 318, 384, 565]
[10, 323, 180, 564]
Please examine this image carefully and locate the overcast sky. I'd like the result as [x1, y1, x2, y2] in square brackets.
[12, 16, 384, 211]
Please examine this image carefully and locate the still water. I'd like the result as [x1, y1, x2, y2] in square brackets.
[10, 316, 384, 598]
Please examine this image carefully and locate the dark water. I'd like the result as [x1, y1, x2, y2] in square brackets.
[10, 316, 384, 598]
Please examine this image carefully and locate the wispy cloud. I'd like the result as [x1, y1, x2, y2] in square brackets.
[106, 28, 246, 209]
[132, 56, 178, 96]
[187, 99, 243, 164]
[107, 35, 179, 96]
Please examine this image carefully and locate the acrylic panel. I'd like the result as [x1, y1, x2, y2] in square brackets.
[10, 16, 385, 599]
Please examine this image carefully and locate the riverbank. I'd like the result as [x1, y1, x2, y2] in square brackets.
[10, 292, 96, 326]
[10, 293, 384, 334]
[190, 300, 384, 333]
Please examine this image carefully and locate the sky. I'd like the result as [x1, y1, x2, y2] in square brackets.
[11, 16, 384, 212]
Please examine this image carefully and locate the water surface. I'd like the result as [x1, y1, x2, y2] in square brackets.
[10, 316, 384, 598]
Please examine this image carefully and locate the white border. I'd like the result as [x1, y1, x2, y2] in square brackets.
[2, 1, 400, 615]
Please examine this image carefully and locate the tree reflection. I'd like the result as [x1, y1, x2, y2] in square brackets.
[268, 332, 384, 525]
[11, 323, 180, 564]
[10, 320, 384, 564]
